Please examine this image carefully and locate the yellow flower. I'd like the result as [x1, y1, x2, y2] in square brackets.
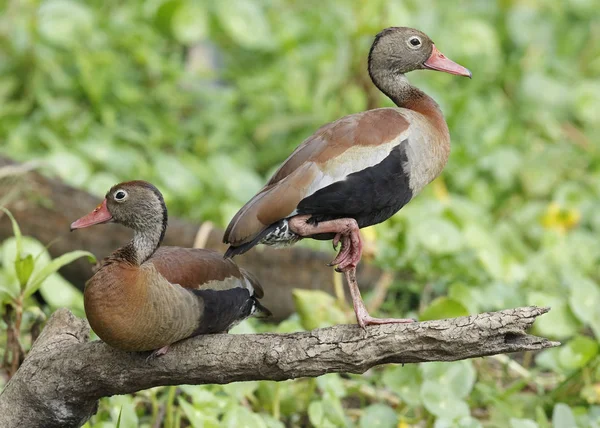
[541, 202, 581, 233]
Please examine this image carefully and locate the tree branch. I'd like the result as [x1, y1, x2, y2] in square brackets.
[0, 306, 559, 428]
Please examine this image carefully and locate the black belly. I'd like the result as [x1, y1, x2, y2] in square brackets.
[295, 143, 413, 240]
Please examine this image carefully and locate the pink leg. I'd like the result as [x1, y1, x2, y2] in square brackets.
[289, 215, 362, 270]
[288, 215, 415, 328]
[146, 345, 170, 361]
[345, 269, 415, 329]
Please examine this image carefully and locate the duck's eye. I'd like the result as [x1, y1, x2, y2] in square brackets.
[408, 36, 422, 49]
[114, 190, 128, 201]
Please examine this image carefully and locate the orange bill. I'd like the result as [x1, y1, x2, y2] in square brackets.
[70, 199, 112, 231]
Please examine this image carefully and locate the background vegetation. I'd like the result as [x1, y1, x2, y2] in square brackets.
[1, 0, 600, 426]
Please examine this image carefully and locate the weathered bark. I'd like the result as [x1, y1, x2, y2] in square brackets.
[0, 156, 384, 320]
[0, 306, 558, 428]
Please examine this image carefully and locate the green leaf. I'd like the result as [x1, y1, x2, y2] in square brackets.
[39, 274, 84, 313]
[223, 381, 260, 401]
[558, 335, 598, 371]
[535, 348, 562, 373]
[308, 401, 327, 428]
[15, 253, 34, 289]
[510, 418, 538, 428]
[172, 1, 208, 44]
[316, 374, 346, 399]
[551, 403, 576, 428]
[382, 364, 422, 407]
[435, 416, 483, 428]
[216, 0, 275, 50]
[420, 297, 469, 321]
[179, 397, 220, 428]
[420, 379, 470, 420]
[115, 407, 122, 428]
[0, 207, 23, 261]
[222, 405, 267, 428]
[412, 218, 464, 254]
[527, 292, 580, 339]
[0, 270, 19, 303]
[25, 250, 96, 298]
[448, 283, 481, 314]
[420, 361, 476, 399]
[292, 289, 347, 330]
[568, 275, 600, 338]
[359, 404, 397, 428]
[107, 395, 138, 428]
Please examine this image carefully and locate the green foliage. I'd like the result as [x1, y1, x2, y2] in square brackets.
[2, 0, 600, 426]
[0, 208, 95, 379]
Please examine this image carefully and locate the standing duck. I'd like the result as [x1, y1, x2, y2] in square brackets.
[223, 27, 471, 329]
[70, 180, 270, 357]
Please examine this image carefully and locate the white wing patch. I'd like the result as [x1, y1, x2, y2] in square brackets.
[294, 131, 411, 211]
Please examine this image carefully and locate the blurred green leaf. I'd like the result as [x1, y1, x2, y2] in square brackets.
[382, 364, 422, 407]
[551, 403, 576, 428]
[172, 1, 208, 44]
[420, 380, 470, 420]
[509, 419, 538, 428]
[179, 397, 221, 428]
[558, 336, 598, 371]
[15, 253, 34, 289]
[107, 395, 138, 428]
[216, 0, 275, 50]
[527, 292, 580, 339]
[420, 297, 469, 321]
[292, 289, 347, 330]
[359, 404, 397, 428]
[0, 207, 23, 262]
[115, 407, 122, 428]
[568, 276, 600, 338]
[421, 361, 476, 399]
[412, 218, 464, 254]
[39, 274, 84, 313]
[25, 250, 96, 298]
[222, 405, 268, 428]
[434, 416, 483, 428]
[317, 374, 346, 399]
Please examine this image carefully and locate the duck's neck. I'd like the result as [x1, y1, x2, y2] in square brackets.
[369, 70, 423, 108]
[115, 219, 167, 266]
[132, 225, 163, 264]
[368, 69, 448, 134]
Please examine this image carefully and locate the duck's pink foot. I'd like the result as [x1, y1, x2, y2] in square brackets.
[332, 233, 342, 250]
[329, 235, 351, 266]
[335, 231, 362, 272]
[358, 314, 416, 328]
[146, 345, 170, 361]
[288, 215, 363, 271]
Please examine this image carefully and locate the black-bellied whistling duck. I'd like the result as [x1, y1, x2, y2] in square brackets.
[223, 27, 471, 329]
[70, 180, 270, 357]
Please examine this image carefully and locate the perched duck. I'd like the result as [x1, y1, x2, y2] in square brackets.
[223, 27, 471, 329]
[71, 180, 270, 357]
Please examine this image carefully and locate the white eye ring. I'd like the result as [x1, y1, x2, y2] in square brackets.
[407, 36, 422, 49]
[113, 189, 128, 201]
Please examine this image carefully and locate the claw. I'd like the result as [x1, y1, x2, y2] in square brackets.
[330, 236, 351, 267]
[332, 233, 342, 251]
[146, 345, 170, 361]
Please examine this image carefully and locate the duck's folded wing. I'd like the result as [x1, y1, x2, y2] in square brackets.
[223, 108, 410, 246]
[149, 247, 249, 291]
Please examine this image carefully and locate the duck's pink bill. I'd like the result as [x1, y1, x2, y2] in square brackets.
[424, 45, 472, 78]
[70, 199, 112, 231]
